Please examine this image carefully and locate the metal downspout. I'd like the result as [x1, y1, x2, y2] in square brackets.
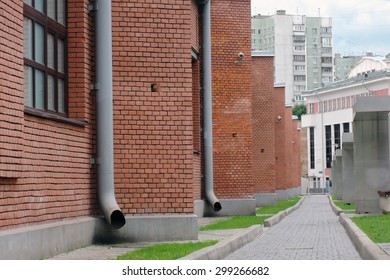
[199, 0, 221, 212]
[95, 0, 126, 229]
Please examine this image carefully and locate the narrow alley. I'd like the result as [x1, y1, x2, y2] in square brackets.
[225, 195, 361, 260]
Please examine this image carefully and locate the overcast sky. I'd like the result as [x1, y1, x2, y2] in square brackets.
[251, 0, 390, 57]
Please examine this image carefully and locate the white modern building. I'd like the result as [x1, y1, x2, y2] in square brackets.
[301, 70, 390, 191]
[348, 55, 390, 78]
[251, 10, 333, 105]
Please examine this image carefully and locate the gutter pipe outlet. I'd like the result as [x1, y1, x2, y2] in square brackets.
[199, 0, 221, 212]
[95, 0, 126, 229]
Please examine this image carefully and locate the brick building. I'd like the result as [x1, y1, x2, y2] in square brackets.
[0, 0, 301, 259]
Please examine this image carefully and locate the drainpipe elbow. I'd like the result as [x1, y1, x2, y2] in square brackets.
[205, 189, 222, 212]
[98, 192, 126, 229]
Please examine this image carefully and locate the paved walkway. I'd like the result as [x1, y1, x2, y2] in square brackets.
[225, 195, 362, 260]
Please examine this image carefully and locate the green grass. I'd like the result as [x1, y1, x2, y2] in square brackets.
[200, 216, 271, 231]
[256, 196, 301, 215]
[352, 215, 390, 243]
[333, 200, 356, 211]
[116, 240, 218, 260]
[330, 195, 356, 211]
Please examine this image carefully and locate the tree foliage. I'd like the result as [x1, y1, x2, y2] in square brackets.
[292, 103, 306, 120]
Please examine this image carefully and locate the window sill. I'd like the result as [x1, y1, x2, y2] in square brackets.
[24, 107, 87, 127]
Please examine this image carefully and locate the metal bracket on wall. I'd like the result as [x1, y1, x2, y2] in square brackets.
[88, 3, 98, 13]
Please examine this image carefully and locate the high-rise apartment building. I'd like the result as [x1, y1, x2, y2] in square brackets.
[252, 10, 333, 105]
[334, 54, 362, 81]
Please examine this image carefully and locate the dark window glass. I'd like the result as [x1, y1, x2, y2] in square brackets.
[343, 122, 350, 133]
[310, 127, 315, 169]
[334, 124, 340, 150]
[325, 125, 332, 168]
[23, 0, 67, 115]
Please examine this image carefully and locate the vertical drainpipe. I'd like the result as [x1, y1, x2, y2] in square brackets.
[95, 0, 126, 229]
[198, 0, 221, 212]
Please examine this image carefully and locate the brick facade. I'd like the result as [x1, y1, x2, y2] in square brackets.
[252, 56, 276, 194]
[211, 0, 254, 200]
[274, 86, 287, 191]
[284, 106, 294, 190]
[111, 0, 194, 215]
[191, 0, 202, 201]
[0, 0, 302, 236]
[0, 1, 24, 179]
[292, 119, 302, 188]
[0, 0, 96, 230]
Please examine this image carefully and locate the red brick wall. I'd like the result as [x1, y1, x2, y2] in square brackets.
[0, 1, 24, 179]
[274, 87, 286, 191]
[295, 122, 302, 187]
[191, 1, 202, 201]
[291, 119, 300, 188]
[211, 0, 254, 199]
[0, 0, 96, 230]
[252, 56, 276, 194]
[192, 57, 202, 201]
[284, 106, 293, 190]
[191, 0, 200, 53]
[111, 0, 194, 215]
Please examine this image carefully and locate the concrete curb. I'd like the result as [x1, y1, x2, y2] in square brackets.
[327, 195, 355, 216]
[264, 195, 306, 227]
[339, 213, 390, 260]
[328, 195, 343, 216]
[180, 225, 264, 260]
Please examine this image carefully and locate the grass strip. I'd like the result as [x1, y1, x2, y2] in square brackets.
[116, 240, 218, 260]
[352, 215, 390, 243]
[256, 196, 301, 215]
[330, 195, 356, 211]
[333, 200, 356, 210]
[200, 216, 271, 231]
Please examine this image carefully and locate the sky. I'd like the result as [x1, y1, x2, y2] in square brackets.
[251, 0, 390, 57]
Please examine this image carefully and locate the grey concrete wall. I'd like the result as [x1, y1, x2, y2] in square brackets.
[0, 217, 97, 260]
[194, 200, 206, 217]
[203, 199, 256, 217]
[276, 189, 289, 201]
[342, 133, 355, 203]
[96, 215, 198, 243]
[353, 96, 390, 213]
[0, 215, 198, 260]
[332, 150, 343, 200]
[255, 193, 277, 206]
[335, 150, 343, 200]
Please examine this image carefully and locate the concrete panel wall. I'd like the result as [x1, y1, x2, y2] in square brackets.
[335, 150, 343, 200]
[0, 215, 198, 260]
[353, 97, 390, 213]
[342, 133, 355, 203]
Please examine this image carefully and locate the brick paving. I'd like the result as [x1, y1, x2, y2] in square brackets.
[225, 195, 362, 260]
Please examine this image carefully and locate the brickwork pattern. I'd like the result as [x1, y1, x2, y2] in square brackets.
[111, 0, 194, 215]
[252, 57, 276, 193]
[0, 0, 96, 230]
[284, 106, 293, 189]
[211, 0, 254, 199]
[192, 55, 202, 201]
[292, 119, 301, 187]
[0, 1, 24, 179]
[274, 87, 287, 190]
[190, 0, 200, 53]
